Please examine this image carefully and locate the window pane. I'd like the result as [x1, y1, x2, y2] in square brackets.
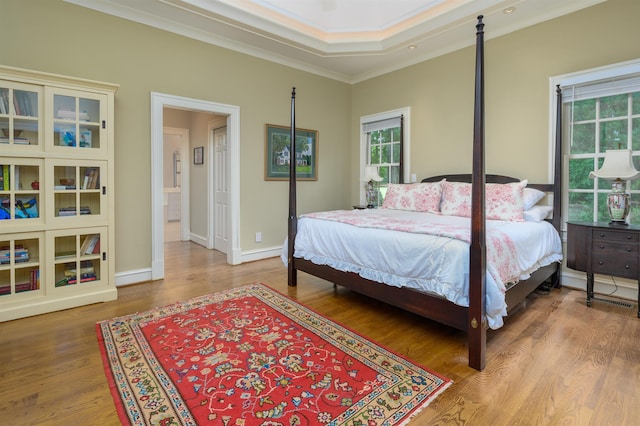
[631, 156, 640, 190]
[568, 192, 594, 222]
[378, 165, 389, 183]
[370, 131, 381, 145]
[569, 158, 595, 189]
[633, 117, 640, 151]
[570, 123, 595, 154]
[392, 142, 400, 163]
[596, 193, 610, 222]
[391, 127, 400, 141]
[573, 99, 596, 121]
[390, 165, 399, 184]
[381, 144, 391, 163]
[630, 193, 640, 221]
[633, 92, 640, 114]
[380, 129, 391, 143]
[600, 119, 628, 151]
[600, 94, 628, 118]
[370, 145, 380, 163]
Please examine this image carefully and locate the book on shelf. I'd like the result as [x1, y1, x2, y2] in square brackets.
[80, 234, 100, 255]
[60, 260, 97, 285]
[14, 91, 35, 117]
[59, 130, 75, 146]
[58, 206, 91, 216]
[82, 168, 99, 189]
[30, 268, 40, 290]
[2, 165, 8, 190]
[79, 130, 92, 148]
[56, 109, 75, 119]
[0, 91, 7, 114]
[0, 246, 29, 264]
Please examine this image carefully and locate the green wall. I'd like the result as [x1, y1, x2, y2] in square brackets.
[0, 0, 351, 275]
[351, 0, 640, 197]
[1, 0, 639, 281]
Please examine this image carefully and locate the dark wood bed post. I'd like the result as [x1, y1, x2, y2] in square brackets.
[553, 85, 563, 233]
[550, 85, 563, 287]
[468, 15, 487, 371]
[288, 87, 298, 287]
[399, 115, 405, 183]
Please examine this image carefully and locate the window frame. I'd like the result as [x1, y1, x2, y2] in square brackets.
[550, 58, 640, 231]
[359, 107, 410, 206]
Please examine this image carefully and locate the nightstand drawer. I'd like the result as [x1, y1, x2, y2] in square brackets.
[592, 229, 639, 243]
[591, 242, 638, 278]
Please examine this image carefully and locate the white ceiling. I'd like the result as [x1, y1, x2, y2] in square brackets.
[65, 0, 605, 83]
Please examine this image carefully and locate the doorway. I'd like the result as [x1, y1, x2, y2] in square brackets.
[151, 92, 241, 281]
[163, 127, 190, 243]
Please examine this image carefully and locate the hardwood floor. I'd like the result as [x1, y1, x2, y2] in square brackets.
[1, 241, 638, 425]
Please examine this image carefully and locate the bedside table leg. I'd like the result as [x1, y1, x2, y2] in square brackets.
[586, 273, 594, 307]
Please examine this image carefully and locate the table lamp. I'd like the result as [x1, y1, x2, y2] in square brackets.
[363, 165, 383, 208]
[589, 149, 640, 225]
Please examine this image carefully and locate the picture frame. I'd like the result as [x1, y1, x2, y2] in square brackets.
[193, 146, 204, 165]
[265, 124, 318, 180]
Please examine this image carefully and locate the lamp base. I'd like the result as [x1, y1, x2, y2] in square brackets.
[607, 181, 631, 225]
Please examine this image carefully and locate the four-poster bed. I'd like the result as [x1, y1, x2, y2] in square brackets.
[285, 16, 564, 371]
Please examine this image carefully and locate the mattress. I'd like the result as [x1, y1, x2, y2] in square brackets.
[282, 208, 563, 329]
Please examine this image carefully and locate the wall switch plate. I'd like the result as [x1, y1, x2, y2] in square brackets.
[411, 173, 417, 183]
[255, 232, 262, 243]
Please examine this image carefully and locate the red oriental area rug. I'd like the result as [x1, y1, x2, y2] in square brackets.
[96, 283, 451, 425]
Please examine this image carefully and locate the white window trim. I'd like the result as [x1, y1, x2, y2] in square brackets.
[359, 107, 410, 205]
[549, 58, 640, 231]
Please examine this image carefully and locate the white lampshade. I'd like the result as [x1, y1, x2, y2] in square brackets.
[362, 165, 383, 182]
[589, 149, 640, 180]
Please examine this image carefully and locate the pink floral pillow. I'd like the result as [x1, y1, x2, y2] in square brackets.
[382, 181, 443, 213]
[440, 180, 526, 221]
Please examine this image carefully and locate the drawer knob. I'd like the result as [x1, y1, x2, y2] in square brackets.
[627, 235, 632, 240]
[599, 233, 606, 237]
[599, 244, 605, 249]
[627, 247, 632, 252]
[625, 265, 631, 269]
[599, 261, 604, 265]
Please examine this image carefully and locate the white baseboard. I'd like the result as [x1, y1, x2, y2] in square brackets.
[115, 268, 153, 287]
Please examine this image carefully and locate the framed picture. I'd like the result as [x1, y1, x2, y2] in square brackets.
[265, 124, 318, 180]
[193, 146, 204, 165]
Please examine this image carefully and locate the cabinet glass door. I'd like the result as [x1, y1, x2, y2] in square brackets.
[49, 161, 106, 222]
[0, 81, 41, 148]
[51, 90, 105, 153]
[0, 234, 42, 297]
[0, 159, 42, 224]
[52, 230, 104, 288]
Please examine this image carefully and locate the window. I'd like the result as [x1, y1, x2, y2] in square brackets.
[554, 60, 640, 224]
[360, 108, 410, 205]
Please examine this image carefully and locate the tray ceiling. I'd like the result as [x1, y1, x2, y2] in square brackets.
[65, 0, 606, 83]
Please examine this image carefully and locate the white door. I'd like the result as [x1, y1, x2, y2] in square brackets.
[214, 126, 229, 253]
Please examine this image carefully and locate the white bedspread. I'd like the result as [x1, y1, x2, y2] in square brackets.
[281, 208, 563, 329]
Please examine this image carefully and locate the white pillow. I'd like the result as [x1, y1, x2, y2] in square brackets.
[523, 187, 545, 210]
[523, 205, 553, 222]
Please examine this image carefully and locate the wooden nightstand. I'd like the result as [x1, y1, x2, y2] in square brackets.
[566, 222, 640, 317]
